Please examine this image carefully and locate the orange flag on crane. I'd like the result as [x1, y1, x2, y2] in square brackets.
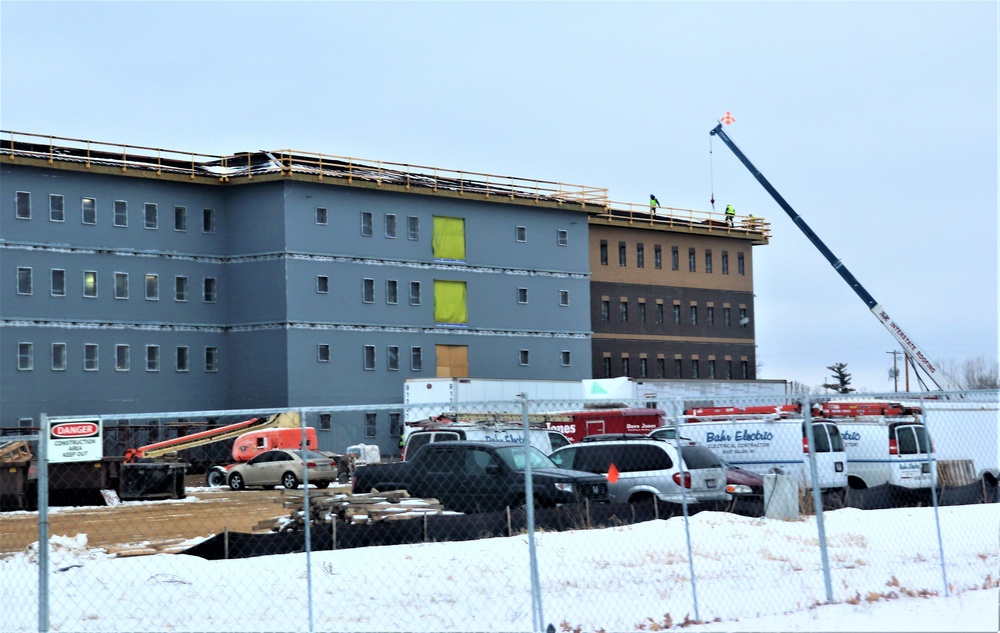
[721, 111, 735, 125]
[606, 462, 620, 484]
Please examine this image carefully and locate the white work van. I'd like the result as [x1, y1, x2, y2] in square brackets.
[674, 416, 848, 493]
[402, 423, 571, 461]
[835, 418, 933, 490]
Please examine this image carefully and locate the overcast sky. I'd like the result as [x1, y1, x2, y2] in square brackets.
[2, 1, 997, 392]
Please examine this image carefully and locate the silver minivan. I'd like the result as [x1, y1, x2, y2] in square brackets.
[548, 437, 730, 507]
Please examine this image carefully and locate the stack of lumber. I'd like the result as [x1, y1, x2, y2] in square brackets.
[937, 459, 977, 486]
[254, 487, 448, 532]
[0, 440, 32, 463]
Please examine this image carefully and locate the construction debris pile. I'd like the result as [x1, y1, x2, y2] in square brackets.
[256, 487, 452, 533]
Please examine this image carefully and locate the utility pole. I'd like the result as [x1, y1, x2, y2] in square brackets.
[887, 350, 902, 392]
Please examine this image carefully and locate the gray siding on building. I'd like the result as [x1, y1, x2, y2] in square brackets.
[1, 162, 593, 455]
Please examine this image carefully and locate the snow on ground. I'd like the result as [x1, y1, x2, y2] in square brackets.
[1, 504, 997, 632]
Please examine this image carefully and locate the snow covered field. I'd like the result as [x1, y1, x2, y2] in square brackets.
[2, 503, 996, 632]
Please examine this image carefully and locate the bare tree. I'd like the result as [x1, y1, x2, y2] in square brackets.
[940, 356, 1000, 390]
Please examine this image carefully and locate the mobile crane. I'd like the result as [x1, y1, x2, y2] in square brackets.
[710, 123, 955, 391]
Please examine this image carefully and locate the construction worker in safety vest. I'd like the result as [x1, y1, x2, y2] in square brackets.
[650, 194, 660, 214]
[725, 204, 736, 227]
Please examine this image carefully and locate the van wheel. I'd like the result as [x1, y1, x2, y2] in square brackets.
[848, 476, 867, 490]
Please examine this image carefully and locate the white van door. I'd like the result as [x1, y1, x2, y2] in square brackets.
[804, 422, 848, 491]
[890, 422, 933, 488]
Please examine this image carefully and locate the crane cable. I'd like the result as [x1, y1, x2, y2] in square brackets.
[709, 135, 716, 210]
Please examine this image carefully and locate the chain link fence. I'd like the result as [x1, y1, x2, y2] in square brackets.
[2, 390, 997, 632]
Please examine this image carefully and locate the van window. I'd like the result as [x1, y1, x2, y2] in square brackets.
[405, 433, 432, 458]
[548, 432, 570, 452]
[434, 431, 462, 443]
[827, 424, 844, 452]
[806, 422, 839, 453]
[895, 424, 930, 455]
[679, 445, 723, 469]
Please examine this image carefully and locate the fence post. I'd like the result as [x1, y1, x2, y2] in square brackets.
[520, 394, 545, 633]
[38, 413, 50, 633]
[672, 401, 700, 622]
[921, 392, 951, 596]
[803, 395, 833, 603]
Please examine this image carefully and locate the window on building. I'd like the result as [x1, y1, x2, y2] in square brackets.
[386, 280, 398, 304]
[515, 226, 526, 242]
[387, 346, 399, 371]
[726, 360, 733, 379]
[116, 345, 130, 371]
[618, 242, 627, 266]
[741, 360, 749, 379]
[81, 197, 96, 225]
[675, 358, 683, 379]
[409, 281, 421, 305]
[17, 267, 31, 295]
[115, 272, 129, 299]
[16, 191, 31, 219]
[320, 413, 332, 431]
[432, 216, 466, 260]
[50, 194, 64, 222]
[708, 359, 717, 379]
[671, 246, 679, 270]
[389, 412, 402, 438]
[519, 349, 530, 366]
[673, 304, 681, 325]
[365, 413, 377, 437]
[144, 203, 157, 229]
[557, 229, 568, 246]
[51, 343, 67, 371]
[620, 300, 628, 322]
[410, 346, 422, 371]
[18, 343, 33, 370]
[705, 250, 713, 273]
[408, 216, 419, 240]
[363, 345, 376, 370]
[690, 305, 698, 326]
[638, 301, 646, 322]
[83, 271, 97, 298]
[175, 276, 188, 302]
[385, 213, 397, 238]
[740, 308, 748, 327]
[174, 206, 187, 231]
[639, 357, 648, 378]
[721, 251, 729, 275]
[654, 245, 662, 269]
[561, 350, 571, 367]
[657, 358, 666, 378]
[517, 288, 528, 304]
[738, 252, 745, 275]
[51, 269, 65, 296]
[559, 290, 570, 306]
[202, 208, 215, 233]
[315, 207, 327, 225]
[362, 278, 375, 303]
[205, 347, 219, 372]
[433, 280, 467, 324]
[204, 278, 217, 303]
[145, 274, 159, 300]
[655, 303, 664, 324]
[317, 275, 329, 293]
[599, 240, 608, 266]
[602, 356, 611, 378]
[688, 248, 696, 272]
[707, 306, 715, 326]
[318, 344, 330, 362]
[691, 359, 700, 379]
[621, 357, 630, 376]
[146, 345, 160, 372]
[722, 306, 731, 327]
[636, 243, 645, 268]
[114, 200, 128, 227]
[176, 346, 189, 372]
[361, 211, 373, 236]
[601, 300, 610, 321]
[84, 344, 98, 371]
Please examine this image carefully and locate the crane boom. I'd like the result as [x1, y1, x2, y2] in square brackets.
[710, 123, 952, 391]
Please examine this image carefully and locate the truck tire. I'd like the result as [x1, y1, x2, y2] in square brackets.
[206, 469, 226, 488]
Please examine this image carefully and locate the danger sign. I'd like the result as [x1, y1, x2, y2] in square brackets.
[48, 417, 103, 463]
